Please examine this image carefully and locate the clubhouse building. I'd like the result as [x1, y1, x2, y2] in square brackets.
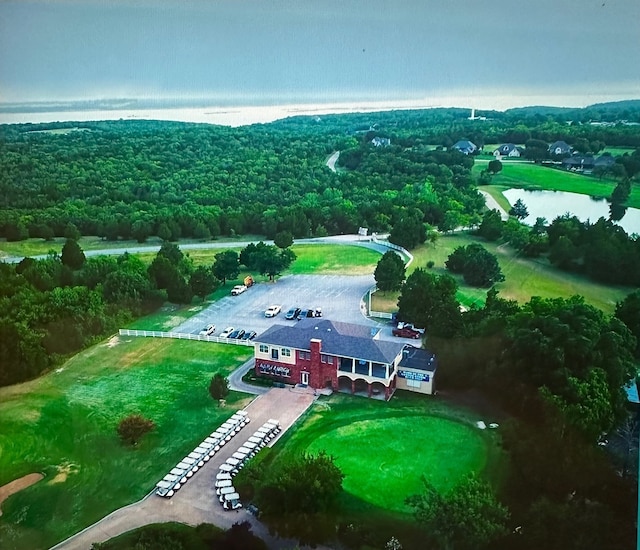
[253, 318, 437, 400]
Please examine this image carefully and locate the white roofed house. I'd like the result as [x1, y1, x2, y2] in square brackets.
[493, 143, 521, 158]
[253, 319, 438, 400]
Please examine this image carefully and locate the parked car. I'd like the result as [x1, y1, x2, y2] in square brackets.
[285, 307, 301, 320]
[297, 308, 321, 320]
[219, 326, 234, 338]
[229, 329, 245, 339]
[199, 324, 215, 336]
[231, 285, 247, 296]
[392, 322, 423, 339]
[241, 331, 257, 340]
[264, 305, 282, 317]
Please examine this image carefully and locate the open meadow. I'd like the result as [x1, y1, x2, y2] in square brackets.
[0, 337, 252, 550]
[371, 233, 631, 314]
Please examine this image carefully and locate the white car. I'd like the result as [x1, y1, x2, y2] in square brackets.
[264, 305, 282, 317]
[219, 326, 234, 338]
[231, 285, 247, 296]
[199, 324, 215, 336]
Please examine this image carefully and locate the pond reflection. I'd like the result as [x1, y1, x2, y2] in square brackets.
[502, 189, 640, 235]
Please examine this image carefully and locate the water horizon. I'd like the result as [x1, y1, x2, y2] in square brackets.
[2, 92, 638, 128]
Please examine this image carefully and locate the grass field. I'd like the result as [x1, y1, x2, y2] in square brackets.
[473, 159, 640, 208]
[371, 233, 631, 314]
[0, 337, 253, 550]
[272, 393, 501, 515]
[0, 235, 266, 261]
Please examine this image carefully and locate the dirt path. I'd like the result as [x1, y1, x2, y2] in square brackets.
[478, 189, 509, 220]
[0, 473, 44, 516]
[52, 387, 316, 550]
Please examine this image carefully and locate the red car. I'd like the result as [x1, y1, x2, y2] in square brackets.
[392, 324, 423, 339]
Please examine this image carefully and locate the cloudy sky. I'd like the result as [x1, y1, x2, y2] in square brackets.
[1, 0, 639, 109]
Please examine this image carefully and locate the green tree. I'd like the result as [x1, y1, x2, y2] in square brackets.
[445, 243, 504, 287]
[274, 230, 294, 249]
[63, 222, 81, 240]
[252, 243, 296, 281]
[406, 474, 509, 550]
[476, 209, 503, 241]
[487, 159, 502, 174]
[256, 451, 344, 515]
[212, 250, 240, 285]
[389, 209, 426, 250]
[615, 290, 640, 356]
[189, 266, 219, 300]
[397, 269, 462, 336]
[374, 250, 406, 292]
[117, 414, 155, 446]
[61, 238, 86, 270]
[509, 198, 529, 220]
[209, 373, 229, 401]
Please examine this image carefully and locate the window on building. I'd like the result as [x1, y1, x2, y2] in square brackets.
[281, 348, 291, 357]
[298, 350, 310, 360]
[321, 354, 333, 364]
[271, 348, 279, 360]
[259, 344, 268, 354]
[406, 379, 422, 388]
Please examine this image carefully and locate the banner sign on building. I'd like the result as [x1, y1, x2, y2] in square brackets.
[259, 363, 291, 378]
[397, 369, 430, 382]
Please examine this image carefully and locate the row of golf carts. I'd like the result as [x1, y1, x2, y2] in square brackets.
[216, 418, 281, 511]
[155, 410, 250, 498]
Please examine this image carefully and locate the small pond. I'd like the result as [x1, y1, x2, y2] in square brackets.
[503, 189, 640, 235]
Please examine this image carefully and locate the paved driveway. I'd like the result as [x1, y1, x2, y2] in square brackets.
[177, 274, 383, 337]
[52, 387, 317, 550]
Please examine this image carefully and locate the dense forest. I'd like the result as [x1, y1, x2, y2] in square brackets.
[1, 102, 639, 245]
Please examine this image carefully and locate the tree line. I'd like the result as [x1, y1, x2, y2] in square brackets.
[394, 270, 639, 549]
[0, 239, 295, 387]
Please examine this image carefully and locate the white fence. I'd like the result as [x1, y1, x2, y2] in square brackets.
[118, 329, 255, 346]
[368, 236, 412, 319]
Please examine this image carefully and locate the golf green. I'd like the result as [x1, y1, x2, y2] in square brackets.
[306, 415, 487, 513]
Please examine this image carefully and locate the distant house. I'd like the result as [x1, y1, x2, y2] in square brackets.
[561, 155, 595, 172]
[253, 318, 438, 400]
[451, 140, 477, 155]
[549, 140, 572, 156]
[493, 143, 521, 158]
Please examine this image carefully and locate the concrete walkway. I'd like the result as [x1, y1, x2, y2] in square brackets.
[52, 387, 317, 550]
[228, 358, 268, 394]
[478, 189, 510, 220]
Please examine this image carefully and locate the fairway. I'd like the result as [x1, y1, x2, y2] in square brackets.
[306, 416, 485, 513]
[0, 337, 253, 550]
[371, 233, 631, 314]
[473, 159, 640, 208]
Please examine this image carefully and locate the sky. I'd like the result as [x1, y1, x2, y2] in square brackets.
[1, 0, 639, 110]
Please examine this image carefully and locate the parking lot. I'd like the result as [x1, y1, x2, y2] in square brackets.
[175, 274, 391, 338]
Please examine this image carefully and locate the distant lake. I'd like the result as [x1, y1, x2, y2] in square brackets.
[503, 189, 640, 235]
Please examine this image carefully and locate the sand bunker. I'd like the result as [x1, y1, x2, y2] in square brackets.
[0, 473, 44, 516]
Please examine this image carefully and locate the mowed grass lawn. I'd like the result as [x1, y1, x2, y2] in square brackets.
[0, 337, 253, 550]
[275, 393, 501, 515]
[371, 233, 631, 314]
[473, 159, 640, 208]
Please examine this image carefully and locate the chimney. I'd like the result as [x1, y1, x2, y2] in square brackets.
[310, 338, 322, 365]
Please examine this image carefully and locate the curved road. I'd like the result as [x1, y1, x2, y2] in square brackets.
[1, 234, 390, 264]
